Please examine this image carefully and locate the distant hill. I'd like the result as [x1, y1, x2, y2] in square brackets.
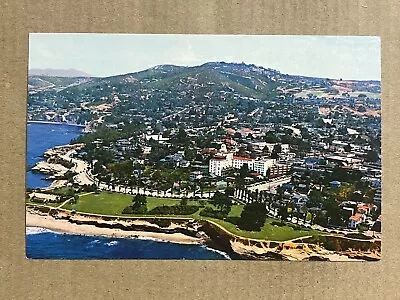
[29, 68, 92, 77]
[28, 62, 381, 100]
[55, 61, 282, 101]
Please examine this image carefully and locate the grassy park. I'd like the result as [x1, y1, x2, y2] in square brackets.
[58, 191, 322, 241]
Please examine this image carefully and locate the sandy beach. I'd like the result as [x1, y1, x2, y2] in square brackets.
[26, 210, 203, 245]
[26, 207, 380, 261]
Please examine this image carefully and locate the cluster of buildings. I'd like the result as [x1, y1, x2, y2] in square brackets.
[28, 63, 382, 233]
[342, 202, 379, 229]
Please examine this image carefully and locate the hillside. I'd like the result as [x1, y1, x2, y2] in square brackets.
[29, 68, 92, 77]
[27, 62, 381, 124]
[28, 62, 380, 101]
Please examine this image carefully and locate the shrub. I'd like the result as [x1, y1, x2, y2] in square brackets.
[121, 206, 134, 214]
[346, 233, 373, 240]
[121, 205, 147, 214]
[37, 206, 51, 213]
[153, 219, 172, 228]
[149, 205, 199, 215]
[199, 207, 227, 219]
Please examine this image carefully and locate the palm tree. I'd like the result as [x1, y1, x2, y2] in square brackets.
[302, 207, 309, 224]
[255, 189, 259, 202]
[200, 182, 204, 198]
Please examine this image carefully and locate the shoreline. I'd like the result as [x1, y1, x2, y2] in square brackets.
[28, 120, 86, 128]
[26, 210, 204, 245]
[26, 207, 380, 261]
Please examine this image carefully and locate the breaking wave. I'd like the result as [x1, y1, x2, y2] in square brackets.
[26, 227, 56, 235]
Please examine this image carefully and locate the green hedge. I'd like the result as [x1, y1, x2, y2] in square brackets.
[199, 207, 227, 219]
[121, 205, 147, 214]
[149, 205, 199, 215]
[153, 219, 172, 228]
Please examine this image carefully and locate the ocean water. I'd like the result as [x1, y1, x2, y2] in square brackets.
[26, 122, 83, 188]
[26, 228, 229, 260]
[26, 123, 230, 260]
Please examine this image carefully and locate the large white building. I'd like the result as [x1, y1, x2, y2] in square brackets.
[209, 144, 276, 177]
[208, 145, 234, 176]
[253, 159, 276, 176]
[233, 156, 254, 170]
[251, 142, 290, 154]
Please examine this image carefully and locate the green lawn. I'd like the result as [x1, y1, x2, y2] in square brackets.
[61, 191, 322, 241]
[228, 205, 244, 217]
[63, 192, 191, 216]
[207, 217, 320, 241]
[348, 91, 381, 99]
[295, 90, 328, 98]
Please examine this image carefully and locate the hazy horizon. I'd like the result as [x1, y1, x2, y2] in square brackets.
[29, 34, 381, 81]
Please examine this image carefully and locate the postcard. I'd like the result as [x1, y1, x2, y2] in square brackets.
[26, 34, 381, 261]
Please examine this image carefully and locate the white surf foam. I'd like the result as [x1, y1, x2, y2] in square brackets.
[104, 240, 119, 247]
[26, 227, 56, 235]
[202, 245, 232, 260]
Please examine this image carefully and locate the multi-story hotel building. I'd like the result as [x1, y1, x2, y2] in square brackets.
[209, 144, 277, 177]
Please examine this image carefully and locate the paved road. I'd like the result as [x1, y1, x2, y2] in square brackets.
[247, 176, 292, 192]
[60, 150, 96, 186]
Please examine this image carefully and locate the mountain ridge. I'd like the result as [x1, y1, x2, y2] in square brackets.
[29, 68, 92, 77]
[28, 62, 381, 101]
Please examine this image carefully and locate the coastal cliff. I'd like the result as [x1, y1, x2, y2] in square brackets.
[26, 205, 381, 261]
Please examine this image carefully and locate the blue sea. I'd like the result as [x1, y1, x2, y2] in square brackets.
[26, 123, 229, 260]
[26, 228, 228, 260]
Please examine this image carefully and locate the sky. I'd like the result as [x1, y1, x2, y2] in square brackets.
[29, 34, 381, 80]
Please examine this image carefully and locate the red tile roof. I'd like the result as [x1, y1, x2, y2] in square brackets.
[349, 213, 364, 221]
[233, 156, 253, 161]
[212, 156, 226, 160]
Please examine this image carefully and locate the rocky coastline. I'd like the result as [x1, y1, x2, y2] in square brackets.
[26, 205, 381, 261]
[30, 143, 86, 186]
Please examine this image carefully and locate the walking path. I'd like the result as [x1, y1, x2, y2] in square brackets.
[57, 192, 95, 209]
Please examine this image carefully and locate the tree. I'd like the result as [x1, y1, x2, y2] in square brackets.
[238, 202, 267, 231]
[278, 204, 289, 222]
[366, 150, 379, 162]
[225, 186, 235, 197]
[343, 144, 352, 152]
[357, 105, 367, 113]
[324, 199, 344, 226]
[264, 131, 279, 143]
[131, 194, 147, 214]
[175, 128, 189, 145]
[234, 132, 242, 139]
[180, 198, 188, 206]
[72, 194, 79, 204]
[239, 164, 250, 178]
[315, 118, 326, 128]
[184, 148, 196, 161]
[65, 188, 75, 198]
[271, 144, 282, 159]
[211, 191, 232, 215]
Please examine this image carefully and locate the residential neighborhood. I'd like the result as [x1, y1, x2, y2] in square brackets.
[27, 62, 382, 236]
